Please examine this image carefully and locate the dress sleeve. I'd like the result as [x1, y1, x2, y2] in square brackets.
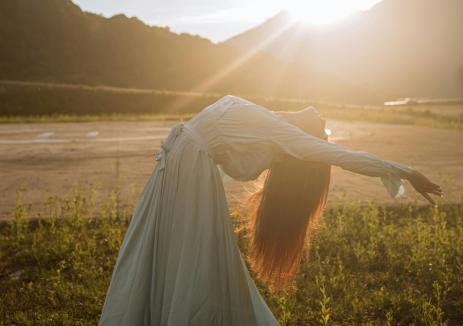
[219, 102, 413, 198]
[270, 112, 413, 198]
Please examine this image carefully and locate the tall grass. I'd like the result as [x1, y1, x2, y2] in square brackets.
[1, 189, 462, 325]
[1, 80, 462, 130]
[0, 113, 195, 124]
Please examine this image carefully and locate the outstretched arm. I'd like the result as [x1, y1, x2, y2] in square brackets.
[268, 108, 442, 204]
[218, 101, 442, 204]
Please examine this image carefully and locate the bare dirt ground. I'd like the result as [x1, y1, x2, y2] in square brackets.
[1, 120, 462, 220]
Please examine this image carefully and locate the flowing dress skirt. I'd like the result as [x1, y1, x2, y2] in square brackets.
[98, 123, 280, 325]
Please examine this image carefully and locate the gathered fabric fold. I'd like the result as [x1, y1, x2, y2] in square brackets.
[154, 122, 185, 171]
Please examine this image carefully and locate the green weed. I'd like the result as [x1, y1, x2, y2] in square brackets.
[0, 80, 462, 130]
[0, 191, 462, 325]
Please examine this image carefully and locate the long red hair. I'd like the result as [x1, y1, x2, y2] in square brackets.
[247, 118, 331, 290]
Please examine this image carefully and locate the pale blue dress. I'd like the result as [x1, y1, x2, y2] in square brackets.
[98, 95, 412, 326]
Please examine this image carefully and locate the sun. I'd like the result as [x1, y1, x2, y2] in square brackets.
[286, 0, 381, 26]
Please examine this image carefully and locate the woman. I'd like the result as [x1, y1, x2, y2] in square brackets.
[98, 95, 442, 325]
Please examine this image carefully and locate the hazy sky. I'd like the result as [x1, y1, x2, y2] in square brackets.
[72, 0, 382, 42]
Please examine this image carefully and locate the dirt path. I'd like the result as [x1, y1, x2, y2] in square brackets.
[1, 120, 462, 220]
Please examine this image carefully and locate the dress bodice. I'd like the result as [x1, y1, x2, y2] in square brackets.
[185, 95, 413, 198]
[185, 95, 278, 181]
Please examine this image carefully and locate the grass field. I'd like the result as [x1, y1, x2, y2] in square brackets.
[1, 107, 462, 131]
[1, 80, 462, 130]
[0, 189, 462, 325]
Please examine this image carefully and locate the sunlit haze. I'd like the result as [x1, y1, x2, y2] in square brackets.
[72, 0, 383, 42]
[287, 0, 383, 25]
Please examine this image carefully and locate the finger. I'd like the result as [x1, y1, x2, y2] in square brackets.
[429, 189, 442, 196]
[433, 186, 443, 194]
[430, 183, 442, 192]
[426, 184, 442, 195]
[431, 185, 443, 195]
[425, 184, 441, 194]
[420, 191, 436, 205]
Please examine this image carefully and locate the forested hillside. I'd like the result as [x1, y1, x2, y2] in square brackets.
[0, 0, 320, 99]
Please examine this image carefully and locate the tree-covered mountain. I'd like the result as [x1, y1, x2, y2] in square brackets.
[225, 0, 463, 100]
[2, 0, 460, 104]
[0, 0, 320, 99]
[0, 0, 389, 103]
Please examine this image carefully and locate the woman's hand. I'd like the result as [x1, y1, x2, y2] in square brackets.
[406, 169, 443, 205]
